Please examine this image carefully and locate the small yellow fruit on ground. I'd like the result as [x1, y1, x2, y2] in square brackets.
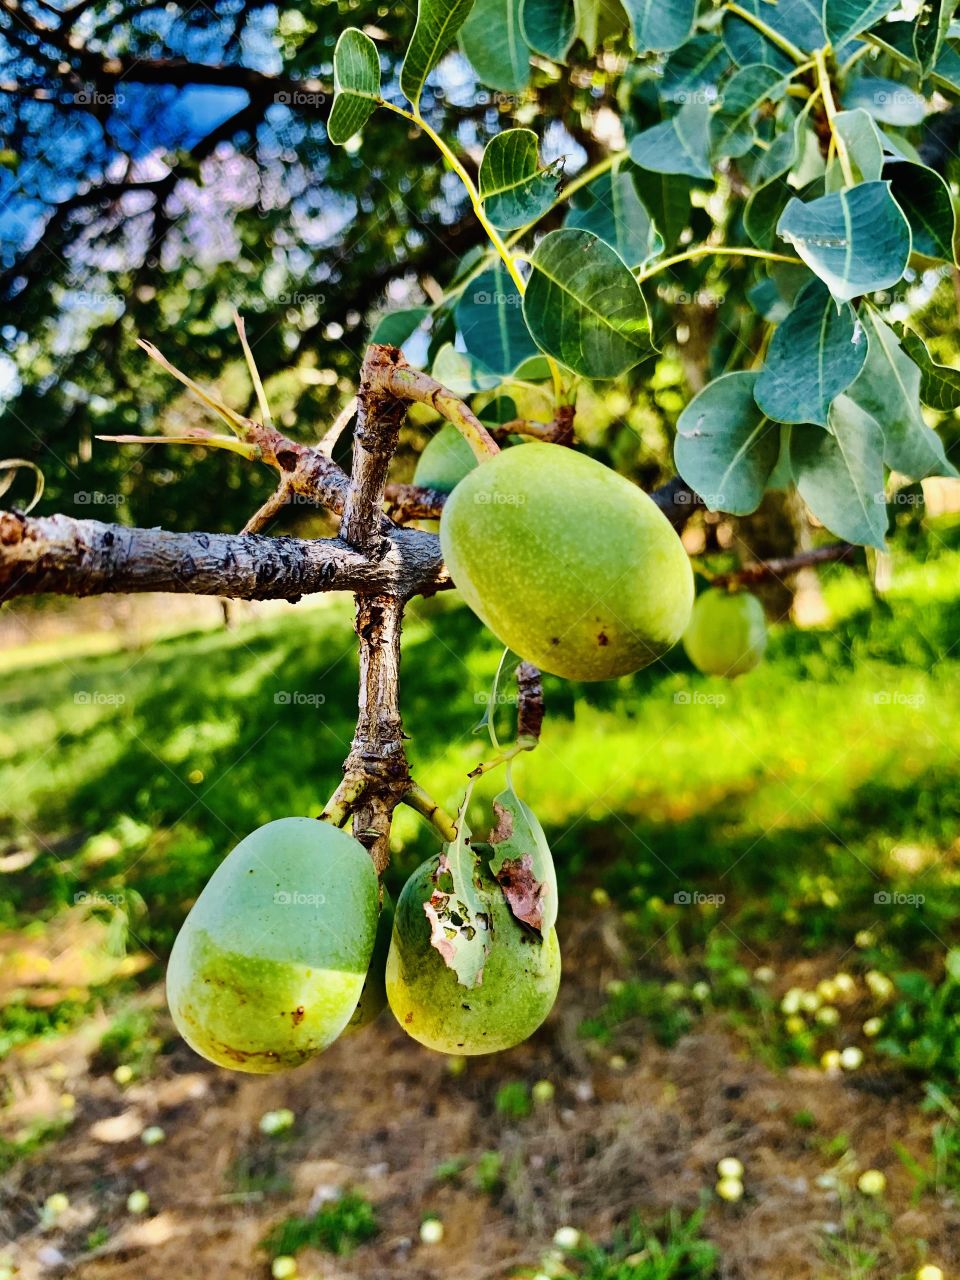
[857, 1169, 887, 1196]
[716, 1176, 744, 1202]
[717, 1157, 744, 1179]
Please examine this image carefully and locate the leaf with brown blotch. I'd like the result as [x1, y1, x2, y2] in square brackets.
[488, 789, 557, 935]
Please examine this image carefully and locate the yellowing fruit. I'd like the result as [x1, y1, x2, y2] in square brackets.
[439, 443, 693, 680]
[167, 818, 378, 1073]
[386, 854, 561, 1054]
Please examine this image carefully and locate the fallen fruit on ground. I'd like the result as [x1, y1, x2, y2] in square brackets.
[683, 588, 767, 677]
[345, 891, 394, 1033]
[385, 851, 561, 1055]
[166, 816, 378, 1072]
[439, 442, 693, 680]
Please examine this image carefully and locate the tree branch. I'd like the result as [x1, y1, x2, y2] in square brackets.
[0, 511, 447, 603]
[713, 542, 856, 587]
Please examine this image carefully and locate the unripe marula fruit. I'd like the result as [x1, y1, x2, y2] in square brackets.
[167, 817, 378, 1073]
[682, 587, 767, 677]
[439, 443, 693, 680]
[385, 852, 561, 1055]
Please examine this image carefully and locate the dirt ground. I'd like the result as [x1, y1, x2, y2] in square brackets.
[2, 913, 957, 1280]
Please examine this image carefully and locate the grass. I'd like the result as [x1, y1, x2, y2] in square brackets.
[259, 1190, 378, 1258]
[564, 1208, 719, 1279]
[1, 529, 960, 1057]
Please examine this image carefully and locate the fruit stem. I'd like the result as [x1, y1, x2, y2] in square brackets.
[319, 775, 367, 827]
[381, 365, 500, 462]
[402, 783, 459, 842]
[467, 735, 539, 780]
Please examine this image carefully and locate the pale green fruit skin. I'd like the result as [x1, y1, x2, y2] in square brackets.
[413, 425, 478, 532]
[386, 855, 561, 1055]
[345, 893, 393, 1033]
[683, 588, 767, 677]
[414, 423, 479, 492]
[167, 817, 378, 1073]
[439, 443, 694, 680]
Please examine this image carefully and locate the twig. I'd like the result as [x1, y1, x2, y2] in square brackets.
[711, 542, 856, 588]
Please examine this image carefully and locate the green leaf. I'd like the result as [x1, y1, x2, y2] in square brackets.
[632, 169, 693, 250]
[629, 100, 712, 179]
[370, 306, 429, 347]
[722, 0, 822, 68]
[432, 343, 502, 394]
[723, 11, 793, 71]
[565, 166, 663, 268]
[622, 0, 696, 53]
[790, 397, 887, 549]
[456, 263, 539, 376]
[831, 109, 885, 184]
[327, 28, 381, 146]
[660, 35, 729, 104]
[743, 114, 809, 249]
[884, 161, 957, 263]
[521, 0, 577, 59]
[460, 0, 530, 92]
[488, 790, 558, 935]
[842, 77, 926, 126]
[711, 63, 789, 159]
[754, 278, 867, 426]
[478, 129, 562, 231]
[933, 40, 960, 92]
[914, 0, 954, 73]
[425, 802, 491, 988]
[523, 228, 652, 378]
[899, 328, 960, 412]
[776, 182, 911, 303]
[847, 309, 958, 479]
[401, 0, 476, 106]
[674, 371, 780, 514]
[824, 0, 901, 47]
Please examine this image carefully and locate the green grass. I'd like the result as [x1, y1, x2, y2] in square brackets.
[260, 1190, 378, 1258]
[565, 1208, 719, 1279]
[2, 532, 960, 1056]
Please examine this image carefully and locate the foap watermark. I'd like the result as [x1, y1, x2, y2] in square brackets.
[674, 889, 725, 906]
[872, 690, 925, 708]
[274, 691, 327, 707]
[274, 890, 327, 905]
[674, 690, 726, 706]
[274, 89, 327, 108]
[277, 291, 326, 306]
[74, 690, 126, 706]
[474, 491, 525, 506]
[874, 890, 925, 907]
[666, 87, 721, 107]
[471, 289, 523, 308]
[75, 491, 125, 506]
[474, 690, 519, 706]
[72, 89, 125, 106]
[75, 890, 126, 907]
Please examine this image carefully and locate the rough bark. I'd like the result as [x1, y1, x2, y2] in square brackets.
[0, 512, 448, 603]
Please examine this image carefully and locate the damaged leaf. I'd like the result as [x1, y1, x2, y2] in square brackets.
[488, 789, 558, 935]
[422, 802, 491, 988]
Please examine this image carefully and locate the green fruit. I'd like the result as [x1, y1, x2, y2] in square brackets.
[345, 892, 394, 1033]
[439, 443, 693, 680]
[683, 588, 767, 677]
[414, 423, 479, 492]
[385, 854, 561, 1055]
[413, 424, 478, 532]
[167, 817, 378, 1073]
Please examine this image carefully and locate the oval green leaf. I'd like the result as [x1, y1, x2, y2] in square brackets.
[776, 182, 911, 303]
[460, 0, 530, 92]
[456, 263, 539, 376]
[328, 28, 381, 146]
[790, 398, 887, 549]
[754, 278, 867, 425]
[674, 371, 781, 514]
[401, 0, 476, 107]
[522, 228, 652, 378]
[629, 100, 713, 179]
[478, 128, 563, 231]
